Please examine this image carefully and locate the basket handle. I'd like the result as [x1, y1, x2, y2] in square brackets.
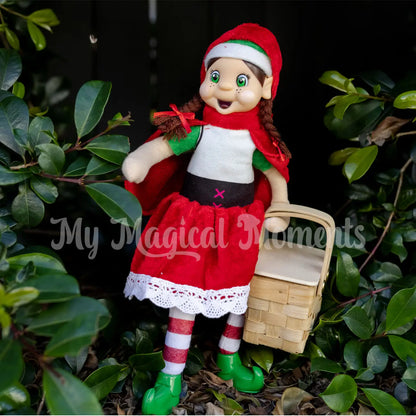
[263, 203, 336, 296]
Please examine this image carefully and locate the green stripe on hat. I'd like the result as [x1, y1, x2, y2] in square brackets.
[225, 39, 268, 56]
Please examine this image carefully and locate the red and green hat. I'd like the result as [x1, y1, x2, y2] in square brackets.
[200, 23, 282, 99]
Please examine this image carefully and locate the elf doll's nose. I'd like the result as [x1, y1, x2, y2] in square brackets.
[218, 80, 234, 91]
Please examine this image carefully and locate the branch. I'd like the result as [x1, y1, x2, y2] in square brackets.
[359, 157, 413, 272]
[39, 172, 122, 185]
[337, 285, 391, 308]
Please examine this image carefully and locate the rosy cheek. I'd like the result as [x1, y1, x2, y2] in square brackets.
[199, 82, 213, 100]
[237, 90, 257, 105]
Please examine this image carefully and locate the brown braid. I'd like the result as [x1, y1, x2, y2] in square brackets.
[152, 95, 204, 140]
[259, 99, 292, 159]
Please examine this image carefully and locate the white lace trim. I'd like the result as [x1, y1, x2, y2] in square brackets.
[124, 272, 249, 318]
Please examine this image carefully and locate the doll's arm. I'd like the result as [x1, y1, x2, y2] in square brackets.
[263, 166, 290, 233]
[122, 137, 174, 183]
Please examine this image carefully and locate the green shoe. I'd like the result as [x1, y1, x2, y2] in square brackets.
[217, 352, 264, 393]
[142, 372, 182, 415]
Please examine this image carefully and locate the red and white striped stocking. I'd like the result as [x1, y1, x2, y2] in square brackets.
[161, 307, 195, 375]
[218, 313, 244, 354]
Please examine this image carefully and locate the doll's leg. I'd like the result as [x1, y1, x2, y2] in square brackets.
[142, 307, 195, 415]
[216, 313, 264, 393]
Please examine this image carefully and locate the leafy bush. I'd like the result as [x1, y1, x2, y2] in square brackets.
[305, 70, 416, 414]
[0, 3, 141, 414]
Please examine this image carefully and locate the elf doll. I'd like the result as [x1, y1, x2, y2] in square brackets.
[122, 23, 291, 415]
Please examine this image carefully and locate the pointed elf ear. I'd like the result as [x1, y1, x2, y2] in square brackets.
[262, 76, 273, 99]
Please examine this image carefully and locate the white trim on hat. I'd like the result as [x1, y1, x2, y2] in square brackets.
[204, 42, 272, 76]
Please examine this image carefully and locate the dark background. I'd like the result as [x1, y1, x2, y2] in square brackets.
[37, 0, 416, 209]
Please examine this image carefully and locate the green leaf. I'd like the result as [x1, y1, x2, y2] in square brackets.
[3, 287, 39, 307]
[37, 143, 65, 175]
[43, 367, 102, 415]
[64, 155, 89, 177]
[367, 345, 388, 373]
[30, 176, 58, 204]
[128, 351, 165, 371]
[85, 156, 118, 176]
[319, 374, 357, 413]
[15, 274, 79, 303]
[184, 347, 204, 376]
[369, 262, 402, 283]
[0, 165, 30, 185]
[347, 183, 376, 201]
[386, 287, 416, 331]
[133, 328, 153, 353]
[361, 388, 405, 415]
[328, 147, 357, 166]
[28, 9, 60, 31]
[393, 90, 416, 110]
[343, 306, 373, 339]
[131, 371, 152, 400]
[8, 252, 66, 275]
[0, 306, 11, 337]
[343, 145, 378, 183]
[0, 339, 23, 392]
[343, 339, 365, 370]
[355, 368, 375, 381]
[27, 21, 46, 51]
[4, 27, 20, 51]
[382, 231, 407, 262]
[319, 71, 351, 92]
[12, 81, 24, 99]
[360, 70, 395, 93]
[11, 187, 45, 227]
[0, 49, 21, 91]
[85, 134, 129, 165]
[389, 335, 416, 362]
[310, 357, 344, 373]
[27, 296, 110, 336]
[402, 366, 416, 391]
[74, 81, 112, 139]
[397, 187, 416, 210]
[0, 96, 29, 155]
[28, 116, 54, 149]
[246, 346, 274, 372]
[84, 365, 126, 401]
[0, 382, 30, 413]
[333, 94, 367, 120]
[85, 182, 141, 227]
[336, 251, 360, 297]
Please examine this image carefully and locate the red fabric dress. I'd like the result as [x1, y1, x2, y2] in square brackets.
[124, 105, 289, 318]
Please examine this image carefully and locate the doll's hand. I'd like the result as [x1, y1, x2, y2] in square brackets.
[122, 151, 151, 183]
[264, 203, 290, 233]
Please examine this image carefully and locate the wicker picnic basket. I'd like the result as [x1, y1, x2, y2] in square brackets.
[243, 203, 335, 354]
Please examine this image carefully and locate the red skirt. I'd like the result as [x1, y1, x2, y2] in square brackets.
[124, 193, 264, 318]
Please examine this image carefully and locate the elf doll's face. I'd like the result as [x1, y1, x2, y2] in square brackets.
[199, 57, 273, 114]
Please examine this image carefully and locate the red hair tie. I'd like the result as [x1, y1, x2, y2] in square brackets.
[154, 104, 196, 134]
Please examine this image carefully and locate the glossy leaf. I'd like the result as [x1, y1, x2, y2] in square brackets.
[0, 96, 29, 155]
[37, 143, 65, 175]
[0, 382, 30, 413]
[319, 71, 351, 92]
[381, 231, 407, 262]
[402, 366, 416, 391]
[0, 49, 21, 91]
[85, 134, 129, 165]
[184, 347, 204, 376]
[369, 262, 402, 283]
[84, 365, 127, 400]
[246, 346, 274, 372]
[355, 368, 375, 381]
[367, 345, 388, 373]
[11, 188, 45, 227]
[8, 252, 66, 275]
[343, 145, 378, 183]
[343, 306, 373, 339]
[15, 274, 79, 303]
[12, 81, 25, 99]
[128, 351, 165, 371]
[388, 335, 416, 362]
[361, 388, 405, 415]
[3, 287, 39, 307]
[74, 80, 111, 139]
[0, 339, 23, 392]
[343, 339, 365, 370]
[28, 116, 54, 149]
[0, 165, 30, 185]
[85, 182, 141, 227]
[132, 371, 152, 400]
[27, 21, 46, 51]
[310, 357, 344, 373]
[27, 296, 110, 337]
[30, 176, 58, 204]
[336, 251, 360, 297]
[360, 70, 395, 93]
[393, 90, 416, 110]
[386, 287, 416, 331]
[64, 155, 89, 177]
[43, 367, 102, 415]
[5, 28, 20, 51]
[328, 147, 357, 166]
[28, 9, 60, 31]
[85, 156, 118, 176]
[333, 94, 367, 120]
[319, 374, 357, 413]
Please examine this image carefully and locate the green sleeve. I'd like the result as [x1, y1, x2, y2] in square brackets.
[167, 126, 202, 155]
[253, 149, 272, 172]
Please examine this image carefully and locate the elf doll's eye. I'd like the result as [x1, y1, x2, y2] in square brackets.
[236, 74, 249, 87]
[210, 70, 220, 83]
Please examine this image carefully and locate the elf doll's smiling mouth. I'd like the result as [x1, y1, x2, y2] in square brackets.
[218, 100, 232, 109]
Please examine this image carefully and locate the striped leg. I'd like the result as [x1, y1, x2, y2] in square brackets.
[162, 307, 195, 375]
[218, 313, 244, 355]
